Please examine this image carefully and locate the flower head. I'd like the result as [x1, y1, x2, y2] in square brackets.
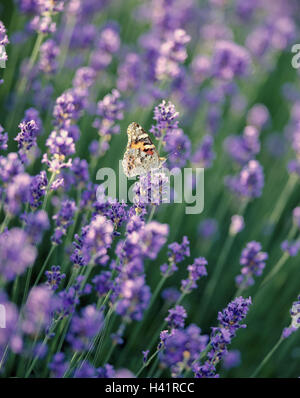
[236, 241, 268, 288]
[165, 305, 187, 329]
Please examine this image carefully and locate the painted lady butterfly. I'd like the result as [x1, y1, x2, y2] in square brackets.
[122, 122, 165, 177]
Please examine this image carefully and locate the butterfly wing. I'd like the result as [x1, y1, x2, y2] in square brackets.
[122, 122, 163, 177]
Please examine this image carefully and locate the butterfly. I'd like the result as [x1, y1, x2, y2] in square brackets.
[122, 122, 166, 177]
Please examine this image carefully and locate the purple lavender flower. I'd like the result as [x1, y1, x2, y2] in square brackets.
[73, 362, 98, 378]
[282, 295, 300, 339]
[191, 55, 211, 84]
[81, 215, 114, 265]
[97, 364, 115, 378]
[115, 275, 151, 322]
[164, 128, 191, 168]
[236, 0, 258, 21]
[142, 350, 149, 363]
[15, 120, 39, 163]
[92, 271, 113, 296]
[24, 108, 42, 135]
[0, 21, 9, 46]
[72, 67, 96, 98]
[192, 135, 215, 168]
[52, 200, 77, 244]
[67, 157, 89, 187]
[212, 40, 251, 80]
[49, 353, 69, 378]
[134, 221, 169, 260]
[29, 171, 48, 208]
[225, 160, 264, 199]
[94, 198, 128, 236]
[281, 240, 300, 257]
[155, 29, 191, 80]
[162, 287, 181, 304]
[90, 23, 120, 71]
[45, 266, 66, 291]
[161, 236, 190, 277]
[0, 299, 22, 356]
[134, 171, 169, 206]
[236, 241, 268, 288]
[194, 297, 252, 378]
[53, 90, 83, 129]
[0, 153, 24, 183]
[58, 276, 88, 317]
[165, 305, 187, 329]
[23, 209, 49, 244]
[222, 350, 241, 370]
[22, 286, 57, 335]
[46, 129, 75, 157]
[206, 105, 221, 135]
[229, 215, 245, 236]
[293, 207, 300, 229]
[93, 89, 124, 137]
[5, 173, 31, 215]
[266, 133, 286, 158]
[117, 52, 142, 92]
[224, 126, 260, 165]
[159, 324, 208, 377]
[150, 100, 179, 138]
[198, 218, 218, 239]
[39, 39, 60, 74]
[247, 104, 270, 130]
[181, 257, 208, 293]
[67, 305, 104, 351]
[0, 125, 8, 150]
[30, 0, 64, 34]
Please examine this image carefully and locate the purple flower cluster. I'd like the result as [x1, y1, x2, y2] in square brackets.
[52, 200, 77, 244]
[31, 0, 64, 34]
[67, 305, 104, 352]
[229, 215, 245, 236]
[281, 240, 300, 257]
[0, 125, 8, 150]
[45, 265, 66, 291]
[29, 170, 48, 207]
[165, 305, 187, 329]
[0, 21, 9, 67]
[155, 29, 191, 81]
[212, 40, 251, 80]
[225, 160, 264, 199]
[90, 23, 120, 71]
[282, 295, 300, 339]
[193, 297, 252, 378]
[192, 135, 215, 169]
[80, 215, 114, 265]
[15, 120, 39, 163]
[93, 89, 124, 137]
[160, 236, 190, 277]
[181, 257, 208, 294]
[236, 241, 268, 288]
[150, 100, 179, 138]
[39, 39, 60, 74]
[0, 228, 37, 281]
[134, 170, 169, 207]
[224, 126, 260, 165]
[159, 324, 208, 377]
[23, 209, 49, 244]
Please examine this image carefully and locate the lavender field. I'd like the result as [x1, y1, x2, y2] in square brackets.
[0, 0, 300, 379]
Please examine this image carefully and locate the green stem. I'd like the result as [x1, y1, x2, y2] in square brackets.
[135, 349, 160, 377]
[32, 245, 56, 287]
[0, 213, 10, 233]
[250, 337, 284, 378]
